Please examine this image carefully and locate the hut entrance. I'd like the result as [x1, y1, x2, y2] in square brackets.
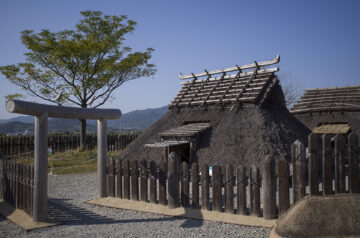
[144, 122, 211, 164]
[168, 143, 190, 163]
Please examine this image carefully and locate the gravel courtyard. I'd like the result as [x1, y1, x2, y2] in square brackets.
[0, 173, 270, 238]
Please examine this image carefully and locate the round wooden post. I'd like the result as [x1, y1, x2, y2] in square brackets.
[237, 165, 247, 215]
[212, 165, 222, 212]
[140, 159, 148, 202]
[168, 152, 179, 209]
[201, 164, 210, 210]
[348, 133, 359, 193]
[130, 160, 139, 201]
[322, 134, 333, 195]
[116, 159, 123, 198]
[225, 164, 234, 214]
[149, 161, 157, 203]
[33, 113, 48, 222]
[181, 161, 189, 207]
[191, 163, 199, 208]
[262, 156, 276, 219]
[97, 119, 107, 198]
[308, 133, 319, 195]
[334, 134, 345, 194]
[278, 159, 289, 216]
[250, 165, 260, 217]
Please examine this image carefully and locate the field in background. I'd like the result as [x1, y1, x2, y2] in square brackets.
[19, 149, 121, 175]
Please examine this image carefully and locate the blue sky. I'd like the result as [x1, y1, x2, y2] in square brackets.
[0, 0, 359, 119]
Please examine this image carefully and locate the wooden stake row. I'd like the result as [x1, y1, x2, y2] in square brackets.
[105, 132, 359, 220]
[0, 159, 34, 216]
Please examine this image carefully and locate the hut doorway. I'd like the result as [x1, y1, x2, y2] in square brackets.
[168, 143, 190, 163]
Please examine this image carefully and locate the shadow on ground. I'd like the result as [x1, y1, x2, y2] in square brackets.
[48, 198, 203, 228]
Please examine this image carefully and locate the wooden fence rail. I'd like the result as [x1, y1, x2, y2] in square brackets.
[106, 132, 360, 220]
[0, 133, 140, 156]
[0, 158, 34, 216]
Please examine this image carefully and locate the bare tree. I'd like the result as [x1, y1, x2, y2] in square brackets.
[278, 72, 304, 110]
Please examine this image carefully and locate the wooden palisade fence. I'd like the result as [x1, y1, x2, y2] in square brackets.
[106, 132, 360, 219]
[0, 133, 140, 156]
[0, 157, 34, 216]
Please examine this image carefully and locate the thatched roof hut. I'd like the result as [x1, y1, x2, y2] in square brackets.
[119, 56, 310, 166]
[291, 86, 360, 136]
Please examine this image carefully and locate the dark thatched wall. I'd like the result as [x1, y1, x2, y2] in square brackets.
[293, 111, 360, 135]
[118, 84, 310, 167]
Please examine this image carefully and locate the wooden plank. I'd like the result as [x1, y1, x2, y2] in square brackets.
[278, 159, 289, 216]
[250, 165, 260, 217]
[181, 162, 189, 207]
[130, 160, 139, 201]
[262, 156, 276, 219]
[224, 164, 234, 214]
[149, 161, 157, 203]
[334, 134, 345, 194]
[140, 159, 148, 202]
[123, 160, 130, 199]
[179, 56, 280, 79]
[237, 165, 247, 215]
[116, 159, 123, 198]
[212, 165, 222, 212]
[322, 134, 333, 195]
[201, 164, 210, 210]
[308, 133, 320, 195]
[168, 152, 179, 209]
[348, 133, 359, 193]
[158, 159, 167, 206]
[191, 163, 199, 208]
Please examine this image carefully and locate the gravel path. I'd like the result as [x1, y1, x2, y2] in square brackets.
[0, 173, 270, 238]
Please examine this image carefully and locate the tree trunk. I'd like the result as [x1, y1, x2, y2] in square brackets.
[80, 119, 87, 150]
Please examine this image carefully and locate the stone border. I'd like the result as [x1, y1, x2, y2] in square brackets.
[0, 199, 58, 231]
[86, 197, 277, 228]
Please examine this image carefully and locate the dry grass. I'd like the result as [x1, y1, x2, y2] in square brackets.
[15, 149, 121, 175]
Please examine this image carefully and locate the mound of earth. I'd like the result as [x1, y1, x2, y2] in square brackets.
[271, 194, 360, 238]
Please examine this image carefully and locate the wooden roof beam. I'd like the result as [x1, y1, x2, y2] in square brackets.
[186, 70, 211, 107]
[179, 55, 280, 80]
[200, 73, 226, 107]
[180, 67, 278, 85]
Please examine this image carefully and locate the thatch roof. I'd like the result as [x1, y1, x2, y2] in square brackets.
[291, 85, 360, 114]
[171, 56, 280, 108]
[118, 56, 310, 166]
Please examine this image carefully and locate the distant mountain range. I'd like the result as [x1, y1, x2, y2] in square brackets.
[0, 106, 168, 135]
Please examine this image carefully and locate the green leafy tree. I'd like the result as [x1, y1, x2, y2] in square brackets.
[0, 11, 156, 148]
